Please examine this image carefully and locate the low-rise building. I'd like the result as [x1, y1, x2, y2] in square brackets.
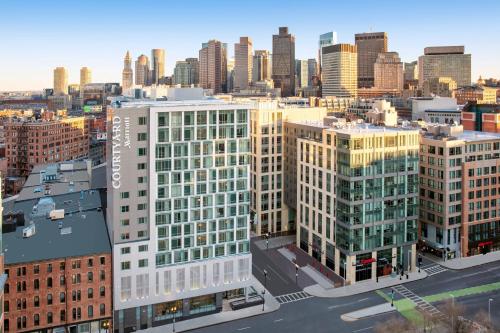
[454, 86, 497, 105]
[462, 102, 500, 133]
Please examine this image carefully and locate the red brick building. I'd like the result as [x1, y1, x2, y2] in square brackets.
[462, 102, 500, 133]
[2, 190, 112, 333]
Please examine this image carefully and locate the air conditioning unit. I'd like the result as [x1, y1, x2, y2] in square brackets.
[23, 224, 36, 238]
[49, 209, 65, 220]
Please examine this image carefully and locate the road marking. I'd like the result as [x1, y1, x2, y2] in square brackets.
[274, 318, 284, 323]
[267, 265, 289, 284]
[276, 291, 313, 304]
[328, 298, 369, 309]
[352, 327, 373, 333]
[237, 327, 251, 331]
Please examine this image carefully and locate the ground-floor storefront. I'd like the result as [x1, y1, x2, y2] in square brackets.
[30, 319, 111, 333]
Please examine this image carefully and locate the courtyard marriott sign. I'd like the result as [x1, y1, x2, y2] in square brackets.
[111, 116, 131, 189]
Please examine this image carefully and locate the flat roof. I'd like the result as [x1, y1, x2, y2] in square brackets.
[3, 190, 111, 265]
[114, 99, 251, 109]
[329, 124, 418, 135]
[457, 130, 500, 142]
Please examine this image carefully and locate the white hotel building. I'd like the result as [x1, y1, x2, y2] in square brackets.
[107, 93, 253, 332]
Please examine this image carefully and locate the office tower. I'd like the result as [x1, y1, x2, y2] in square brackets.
[4, 116, 88, 178]
[272, 27, 295, 97]
[107, 95, 252, 332]
[186, 57, 200, 85]
[321, 44, 358, 98]
[355, 32, 388, 88]
[307, 59, 318, 86]
[462, 103, 500, 132]
[250, 100, 328, 235]
[151, 49, 166, 85]
[80, 67, 92, 88]
[295, 120, 419, 283]
[294, 60, 308, 88]
[318, 32, 338, 77]
[173, 61, 194, 86]
[404, 61, 418, 83]
[53, 67, 68, 95]
[122, 51, 133, 89]
[453, 86, 497, 104]
[252, 50, 271, 82]
[418, 46, 471, 88]
[227, 58, 235, 93]
[374, 52, 403, 91]
[420, 124, 500, 258]
[135, 54, 150, 86]
[199, 40, 227, 94]
[234, 37, 253, 91]
[423, 77, 457, 97]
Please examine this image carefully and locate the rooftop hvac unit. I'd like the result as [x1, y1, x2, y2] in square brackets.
[22, 224, 36, 238]
[49, 209, 65, 220]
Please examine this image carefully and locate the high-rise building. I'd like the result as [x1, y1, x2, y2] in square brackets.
[321, 44, 358, 98]
[295, 59, 308, 89]
[234, 37, 253, 91]
[418, 46, 471, 88]
[295, 120, 419, 284]
[374, 52, 403, 91]
[420, 124, 500, 258]
[151, 49, 166, 85]
[53, 67, 68, 95]
[173, 61, 195, 86]
[404, 61, 418, 83]
[423, 77, 457, 97]
[80, 67, 92, 88]
[307, 59, 318, 87]
[107, 94, 252, 332]
[252, 50, 271, 82]
[318, 32, 338, 78]
[135, 54, 150, 86]
[272, 27, 295, 97]
[199, 40, 228, 94]
[122, 51, 133, 89]
[355, 32, 388, 88]
[186, 58, 200, 85]
[0, 180, 4, 333]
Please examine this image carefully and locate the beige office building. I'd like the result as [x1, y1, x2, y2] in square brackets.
[418, 46, 471, 88]
[135, 54, 150, 86]
[234, 37, 253, 91]
[295, 120, 419, 284]
[272, 27, 295, 97]
[423, 77, 457, 97]
[374, 52, 403, 91]
[199, 40, 228, 94]
[80, 66, 92, 87]
[248, 100, 328, 235]
[252, 50, 271, 82]
[321, 44, 357, 98]
[53, 67, 68, 95]
[355, 32, 388, 88]
[404, 61, 418, 83]
[122, 50, 133, 89]
[151, 48, 165, 85]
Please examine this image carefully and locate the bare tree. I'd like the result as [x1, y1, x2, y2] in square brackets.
[473, 310, 499, 333]
[373, 315, 417, 333]
[437, 299, 472, 333]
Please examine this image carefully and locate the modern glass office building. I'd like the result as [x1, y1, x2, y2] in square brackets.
[107, 94, 252, 332]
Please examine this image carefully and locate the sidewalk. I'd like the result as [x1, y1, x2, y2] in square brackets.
[424, 251, 500, 270]
[137, 277, 280, 333]
[301, 265, 335, 289]
[254, 235, 295, 250]
[304, 271, 428, 298]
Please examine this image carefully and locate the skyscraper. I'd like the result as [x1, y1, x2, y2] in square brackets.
[199, 40, 228, 94]
[272, 27, 295, 97]
[151, 48, 166, 85]
[355, 32, 388, 88]
[135, 54, 150, 86]
[186, 57, 200, 85]
[418, 46, 471, 88]
[295, 59, 308, 88]
[318, 32, 338, 77]
[107, 95, 252, 332]
[53, 67, 68, 95]
[234, 37, 253, 91]
[122, 51, 133, 89]
[404, 61, 418, 83]
[374, 52, 403, 91]
[252, 50, 271, 82]
[173, 60, 198, 86]
[321, 44, 358, 98]
[80, 67, 92, 88]
[307, 59, 318, 86]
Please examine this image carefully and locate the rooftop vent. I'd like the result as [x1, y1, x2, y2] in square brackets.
[22, 223, 36, 238]
[49, 209, 65, 220]
[60, 227, 72, 235]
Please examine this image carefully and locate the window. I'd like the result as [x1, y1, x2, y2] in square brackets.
[60, 262, 65, 271]
[121, 219, 130, 226]
[138, 245, 148, 252]
[60, 292, 66, 303]
[47, 277, 53, 288]
[138, 190, 147, 197]
[100, 304, 106, 316]
[138, 259, 148, 268]
[34, 296, 40, 307]
[87, 272, 93, 282]
[60, 310, 66, 321]
[34, 314, 40, 326]
[88, 305, 94, 318]
[121, 261, 131, 270]
[138, 203, 147, 210]
[120, 233, 130, 240]
[138, 133, 147, 141]
[34, 279, 40, 290]
[100, 270, 106, 281]
[138, 148, 147, 156]
[4, 300, 8, 312]
[121, 247, 130, 255]
[47, 294, 53, 305]
[100, 286, 106, 297]
[120, 192, 129, 199]
[138, 163, 146, 170]
[88, 288, 94, 299]
[60, 275, 65, 286]
[87, 258, 94, 267]
[138, 117, 147, 125]
[47, 312, 53, 324]
[100, 256, 106, 265]
[34, 265, 40, 274]
[121, 205, 129, 213]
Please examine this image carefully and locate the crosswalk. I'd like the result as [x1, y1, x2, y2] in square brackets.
[392, 285, 444, 319]
[422, 264, 448, 276]
[275, 291, 313, 304]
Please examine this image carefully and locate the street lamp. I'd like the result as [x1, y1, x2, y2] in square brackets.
[489, 298, 494, 324]
[261, 289, 266, 311]
[342, 261, 347, 287]
[295, 263, 299, 285]
[169, 305, 178, 333]
[450, 294, 455, 333]
[391, 288, 394, 307]
[266, 232, 270, 250]
[263, 269, 268, 289]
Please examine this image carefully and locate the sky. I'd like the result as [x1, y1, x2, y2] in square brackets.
[1, 0, 500, 91]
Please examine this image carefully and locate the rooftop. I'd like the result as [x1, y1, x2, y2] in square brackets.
[3, 190, 110, 265]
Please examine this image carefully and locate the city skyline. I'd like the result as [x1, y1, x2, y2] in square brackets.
[1, 0, 500, 91]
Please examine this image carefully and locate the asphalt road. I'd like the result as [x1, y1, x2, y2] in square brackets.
[191, 244, 500, 333]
